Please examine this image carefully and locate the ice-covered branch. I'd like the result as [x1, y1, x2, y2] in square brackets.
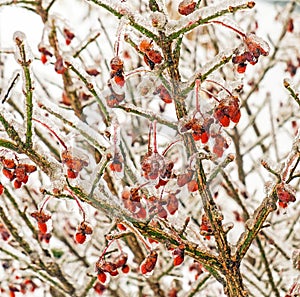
[13, 31, 34, 148]
[166, 1, 255, 41]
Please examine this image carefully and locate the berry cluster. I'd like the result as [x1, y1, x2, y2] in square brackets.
[0, 157, 37, 189]
[122, 186, 147, 219]
[61, 150, 88, 179]
[214, 96, 241, 127]
[75, 221, 93, 244]
[232, 33, 270, 73]
[179, 80, 238, 158]
[5, 279, 38, 297]
[181, 117, 214, 143]
[139, 40, 163, 70]
[209, 20, 269, 73]
[105, 56, 126, 107]
[140, 250, 158, 275]
[151, 192, 179, 218]
[30, 210, 52, 234]
[110, 56, 125, 87]
[63, 28, 75, 45]
[96, 253, 129, 283]
[275, 183, 296, 208]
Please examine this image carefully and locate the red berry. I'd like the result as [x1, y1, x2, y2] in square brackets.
[177, 170, 193, 187]
[140, 263, 148, 275]
[115, 254, 128, 267]
[67, 168, 78, 179]
[140, 250, 158, 274]
[94, 282, 106, 295]
[173, 255, 184, 266]
[15, 165, 26, 182]
[2, 158, 16, 169]
[21, 174, 29, 184]
[114, 75, 125, 87]
[278, 201, 288, 208]
[13, 179, 22, 189]
[157, 206, 168, 219]
[41, 54, 47, 64]
[178, 0, 196, 15]
[219, 115, 230, 127]
[38, 222, 48, 234]
[24, 164, 37, 173]
[2, 168, 15, 180]
[231, 110, 241, 124]
[122, 264, 130, 274]
[139, 40, 153, 53]
[237, 63, 247, 73]
[117, 223, 126, 231]
[63, 28, 75, 45]
[136, 207, 147, 219]
[287, 18, 294, 33]
[0, 183, 4, 195]
[97, 271, 107, 283]
[201, 132, 209, 143]
[192, 132, 202, 141]
[75, 232, 86, 244]
[110, 56, 124, 71]
[109, 160, 123, 172]
[109, 270, 119, 276]
[187, 180, 198, 192]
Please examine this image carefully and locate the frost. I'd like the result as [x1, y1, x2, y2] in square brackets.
[245, 33, 270, 56]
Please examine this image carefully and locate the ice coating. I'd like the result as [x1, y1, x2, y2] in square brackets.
[187, 48, 235, 87]
[34, 96, 109, 151]
[13, 31, 34, 64]
[244, 33, 270, 56]
[166, 0, 251, 35]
